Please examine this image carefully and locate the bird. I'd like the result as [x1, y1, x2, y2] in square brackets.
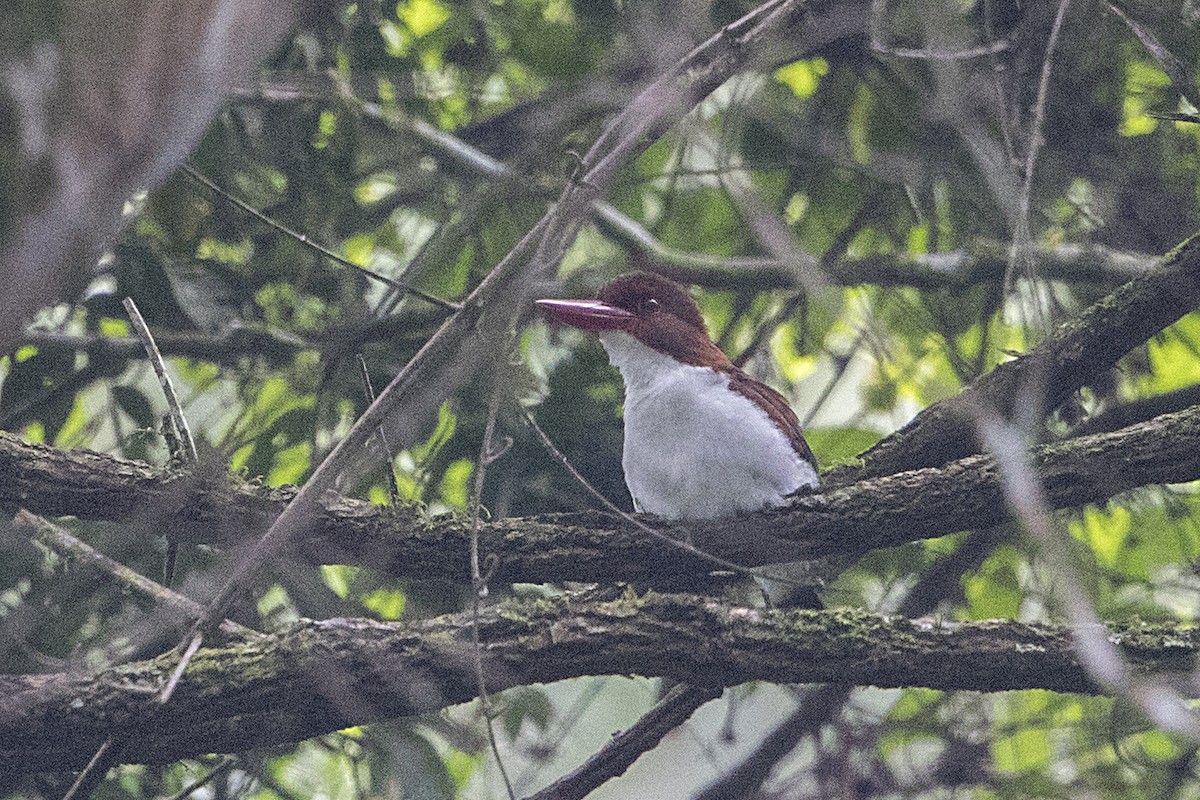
[537, 272, 820, 602]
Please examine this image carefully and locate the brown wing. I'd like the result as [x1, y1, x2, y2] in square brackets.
[723, 366, 818, 469]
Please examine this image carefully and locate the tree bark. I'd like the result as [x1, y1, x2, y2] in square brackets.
[4, 404, 1200, 589]
[2, 591, 1196, 773]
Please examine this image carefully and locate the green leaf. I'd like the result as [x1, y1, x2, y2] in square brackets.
[502, 686, 553, 739]
[775, 57, 829, 99]
[362, 587, 407, 619]
[963, 545, 1024, 620]
[398, 0, 451, 37]
[111, 385, 156, 429]
[805, 427, 881, 468]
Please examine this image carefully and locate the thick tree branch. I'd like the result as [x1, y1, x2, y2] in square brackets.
[1069, 383, 1200, 437]
[1, 593, 1196, 773]
[3, 404, 1200, 588]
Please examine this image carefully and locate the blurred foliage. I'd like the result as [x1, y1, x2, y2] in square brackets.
[5, 0, 1200, 797]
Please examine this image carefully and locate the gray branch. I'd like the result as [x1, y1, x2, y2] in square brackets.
[2, 592, 1196, 773]
[2, 403, 1199, 589]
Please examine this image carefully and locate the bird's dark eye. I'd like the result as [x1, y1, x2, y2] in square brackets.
[644, 298, 660, 313]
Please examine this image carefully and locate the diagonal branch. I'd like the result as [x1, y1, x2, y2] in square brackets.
[837, 229, 1200, 483]
[187, 0, 816, 635]
[527, 682, 723, 800]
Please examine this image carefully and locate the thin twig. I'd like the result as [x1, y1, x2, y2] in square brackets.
[1006, 0, 1072, 302]
[165, 757, 238, 800]
[124, 296, 197, 587]
[527, 682, 722, 800]
[161, 631, 204, 704]
[468, 392, 516, 800]
[181, 166, 461, 313]
[123, 297, 199, 465]
[1107, 3, 1200, 113]
[355, 354, 402, 504]
[521, 409, 809, 590]
[13, 511, 258, 640]
[60, 738, 123, 800]
[871, 40, 1011, 60]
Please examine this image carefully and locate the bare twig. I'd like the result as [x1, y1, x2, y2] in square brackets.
[869, 0, 1011, 61]
[1107, 3, 1200, 113]
[798, 329, 867, 429]
[160, 631, 204, 704]
[512, 678, 610, 790]
[13, 511, 258, 640]
[355, 354, 402, 504]
[1006, 0, 1072, 300]
[60, 738, 122, 800]
[181, 166, 461, 312]
[123, 297, 199, 466]
[871, 40, 1011, 60]
[528, 682, 722, 800]
[124, 296, 197, 587]
[19, 311, 446, 367]
[165, 757, 238, 800]
[468, 391, 516, 800]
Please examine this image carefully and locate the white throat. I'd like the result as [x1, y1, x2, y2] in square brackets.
[598, 331, 817, 521]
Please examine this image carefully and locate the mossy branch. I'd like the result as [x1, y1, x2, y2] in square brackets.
[4, 403, 1200, 589]
[2, 591, 1196, 772]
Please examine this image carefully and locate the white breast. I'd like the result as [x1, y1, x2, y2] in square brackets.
[599, 332, 818, 521]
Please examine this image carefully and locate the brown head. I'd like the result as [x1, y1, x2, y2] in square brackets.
[536, 272, 728, 368]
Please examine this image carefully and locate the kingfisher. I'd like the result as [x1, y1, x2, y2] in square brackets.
[537, 272, 818, 524]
